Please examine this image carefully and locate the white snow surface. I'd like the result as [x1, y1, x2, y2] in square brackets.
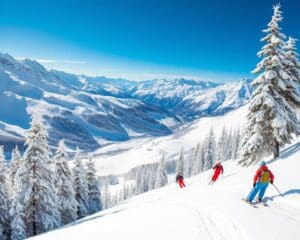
[93, 105, 247, 176]
[31, 140, 300, 240]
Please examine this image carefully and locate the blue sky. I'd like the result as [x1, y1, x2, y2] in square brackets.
[0, 0, 299, 82]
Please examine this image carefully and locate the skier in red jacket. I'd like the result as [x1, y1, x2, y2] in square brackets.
[209, 161, 224, 185]
[176, 172, 186, 188]
[246, 161, 274, 203]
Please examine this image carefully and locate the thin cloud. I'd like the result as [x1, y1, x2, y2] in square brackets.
[16, 57, 86, 64]
[37, 59, 86, 64]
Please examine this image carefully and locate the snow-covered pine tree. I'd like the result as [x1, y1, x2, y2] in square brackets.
[176, 148, 184, 175]
[144, 167, 150, 192]
[137, 168, 145, 194]
[0, 146, 10, 239]
[10, 197, 26, 240]
[231, 127, 241, 160]
[54, 140, 78, 225]
[203, 128, 216, 170]
[191, 143, 201, 176]
[184, 147, 195, 177]
[147, 163, 157, 191]
[102, 179, 110, 209]
[155, 151, 168, 188]
[216, 126, 228, 162]
[198, 144, 206, 173]
[72, 148, 89, 218]
[239, 4, 300, 166]
[121, 181, 126, 201]
[10, 168, 26, 240]
[10, 145, 22, 185]
[86, 158, 102, 214]
[282, 37, 300, 106]
[16, 115, 61, 237]
[224, 128, 233, 161]
[123, 182, 133, 201]
[134, 166, 143, 194]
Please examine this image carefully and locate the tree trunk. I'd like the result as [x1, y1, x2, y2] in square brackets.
[273, 139, 280, 158]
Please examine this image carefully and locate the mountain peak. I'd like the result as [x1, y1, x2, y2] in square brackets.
[0, 52, 19, 67]
[22, 58, 48, 73]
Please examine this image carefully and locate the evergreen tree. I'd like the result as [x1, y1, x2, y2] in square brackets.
[54, 140, 78, 225]
[184, 147, 194, 177]
[191, 143, 201, 176]
[10, 169, 26, 240]
[86, 158, 102, 214]
[147, 164, 157, 191]
[155, 152, 168, 188]
[10, 145, 22, 185]
[102, 179, 110, 209]
[72, 148, 89, 218]
[239, 4, 300, 166]
[231, 127, 241, 160]
[283, 37, 300, 106]
[203, 128, 216, 170]
[134, 166, 143, 194]
[217, 126, 228, 162]
[0, 146, 10, 239]
[198, 144, 206, 173]
[225, 128, 233, 161]
[16, 115, 61, 237]
[176, 149, 184, 175]
[10, 199, 26, 240]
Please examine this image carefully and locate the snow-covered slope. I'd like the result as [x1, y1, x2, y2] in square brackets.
[130, 78, 253, 120]
[0, 53, 180, 153]
[93, 105, 247, 176]
[31, 140, 300, 240]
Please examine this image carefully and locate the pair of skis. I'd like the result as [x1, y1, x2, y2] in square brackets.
[242, 198, 269, 208]
[242, 183, 282, 208]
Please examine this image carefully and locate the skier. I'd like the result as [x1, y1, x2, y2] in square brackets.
[208, 161, 223, 185]
[246, 161, 274, 203]
[176, 172, 186, 188]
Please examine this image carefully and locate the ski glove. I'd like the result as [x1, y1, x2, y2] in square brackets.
[270, 180, 273, 184]
[253, 183, 256, 188]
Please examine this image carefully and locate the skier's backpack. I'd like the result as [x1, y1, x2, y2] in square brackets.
[259, 170, 270, 183]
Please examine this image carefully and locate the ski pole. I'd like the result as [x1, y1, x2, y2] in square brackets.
[207, 171, 212, 182]
[271, 183, 283, 196]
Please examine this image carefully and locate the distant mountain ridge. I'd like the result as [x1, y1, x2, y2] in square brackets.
[0, 53, 252, 154]
[129, 78, 252, 120]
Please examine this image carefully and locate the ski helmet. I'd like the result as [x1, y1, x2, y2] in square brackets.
[260, 161, 266, 166]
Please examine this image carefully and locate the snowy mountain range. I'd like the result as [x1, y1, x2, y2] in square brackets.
[0, 53, 252, 154]
[130, 78, 252, 120]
